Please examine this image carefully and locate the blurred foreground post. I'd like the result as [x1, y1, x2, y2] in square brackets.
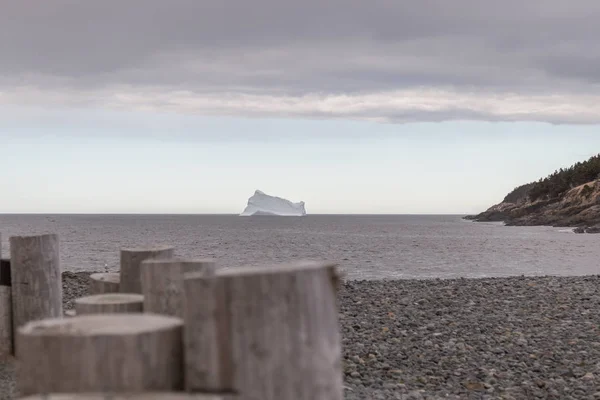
[19, 393, 236, 399]
[141, 259, 216, 317]
[120, 246, 174, 294]
[183, 260, 343, 400]
[16, 314, 184, 396]
[89, 272, 120, 294]
[10, 233, 62, 331]
[0, 248, 13, 356]
[75, 293, 144, 315]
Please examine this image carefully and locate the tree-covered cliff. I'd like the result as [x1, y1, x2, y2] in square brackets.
[466, 154, 600, 232]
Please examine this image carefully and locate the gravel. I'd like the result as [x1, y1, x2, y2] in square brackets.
[3, 273, 600, 399]
[340, 275, 600, 400]
[61, 271, 94, 311]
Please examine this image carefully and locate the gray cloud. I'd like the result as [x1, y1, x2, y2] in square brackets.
[2, 0, 600, 123]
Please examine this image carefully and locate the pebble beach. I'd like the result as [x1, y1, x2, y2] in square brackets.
[2, 273, 600, 399]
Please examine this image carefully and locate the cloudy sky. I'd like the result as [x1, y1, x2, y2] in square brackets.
[1, 1, 600, 213]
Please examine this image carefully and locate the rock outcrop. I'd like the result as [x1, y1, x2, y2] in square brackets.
[466, 180, 600, 232]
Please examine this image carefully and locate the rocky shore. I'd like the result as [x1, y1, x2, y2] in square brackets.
[340, 276, 600, 400]
[3, 273, 600, 399]
[466, 180, 600, 233]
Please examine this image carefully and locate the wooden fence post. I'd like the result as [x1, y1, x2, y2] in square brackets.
[141, 259, 216, 318]
[18, 393, 237, 399]
[183, 261, 343, 400]
[120, 247, 174, 294]
[75, 293, 144, 315]
[0, 255, 13, 357]
[89, 273, 120, 295]
[16, 314, 184, 396]
[10, 234, 62, 331]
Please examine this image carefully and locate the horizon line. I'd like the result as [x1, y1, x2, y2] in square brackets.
[0, 212, 473, 216]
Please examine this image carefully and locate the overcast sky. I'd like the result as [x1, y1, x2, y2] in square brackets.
[2, 1, 600, 213]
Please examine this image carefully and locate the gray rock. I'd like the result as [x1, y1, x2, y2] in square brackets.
[340, 276, 600, 399]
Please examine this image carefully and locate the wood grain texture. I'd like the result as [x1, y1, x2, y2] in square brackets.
[10, 234, 62, 332]
[120, 247, 174, 294]
[141, 259, 216, 318]
[18, 393, 236, 400]
[89, 273, 120, 295]
[184, 261, 343, 400]
[75, 294, 144, 315]
[183, 266, 221, 392]
[16, 314, 184, 396]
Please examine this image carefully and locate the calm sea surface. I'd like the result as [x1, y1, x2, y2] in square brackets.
[0, 214, 597, 280]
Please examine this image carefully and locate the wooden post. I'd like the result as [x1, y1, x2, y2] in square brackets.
[141, 259, 216, 318]
[18, 393, 237, 399]
[0, 256, 13, 357]
[75, 293, 144, 315]
[10, 234, 62, 331]
[89, 273, 120, 295]
[16, 314, 184, 396]
[120, 247, 174, 294]
[183, 261, 343, 400]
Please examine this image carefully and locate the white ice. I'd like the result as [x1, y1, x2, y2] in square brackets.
[240, 190, 307, 216]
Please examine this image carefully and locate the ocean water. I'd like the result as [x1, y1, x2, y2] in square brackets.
[0, 214, 597, 280]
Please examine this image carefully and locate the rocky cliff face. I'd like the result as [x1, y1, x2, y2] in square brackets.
[467, 180, 600, 232]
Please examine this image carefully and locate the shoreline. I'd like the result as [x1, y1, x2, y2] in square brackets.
[463, 215, 600, 235]
[463, 212, 600, 234]
[61, 271, 600, 307]
[2, 273, 600, 399]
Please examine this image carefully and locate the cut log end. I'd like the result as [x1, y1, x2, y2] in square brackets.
[9, 233, 58, 242]
[89, 273, 120, 295]
[216, 259, 338, 278]
[75, 294, 144, 315]
[17, 314, 185, 395]
[77, 293, 143, 305]
[19, 313, 182, 336]
[121, 246, 175, 254]
[89, 273, 119, 284]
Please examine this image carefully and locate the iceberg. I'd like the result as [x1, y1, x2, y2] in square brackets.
[240, 190, 307, 216]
